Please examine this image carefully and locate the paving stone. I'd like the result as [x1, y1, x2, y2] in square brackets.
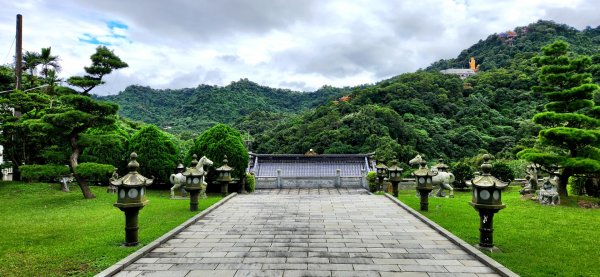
[186, 269, 237, 277]
[234, 270, 284, 277]
[283, 270, 332, 277]
[111, 190, 502, 276]
[332, 271, 381, 277]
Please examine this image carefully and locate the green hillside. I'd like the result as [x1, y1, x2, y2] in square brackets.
[99, 79, 351, 134]
[246, 20, 600, 162]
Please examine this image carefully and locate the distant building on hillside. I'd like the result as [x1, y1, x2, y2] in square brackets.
[440, 68, 477, 80]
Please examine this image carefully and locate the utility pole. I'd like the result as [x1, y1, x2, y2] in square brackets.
[11, 14, 23, 181]
[15, 14, 22, 90]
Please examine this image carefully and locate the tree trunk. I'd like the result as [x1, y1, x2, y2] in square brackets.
[558, 169, 571, 197]
[69, 136, 95, 199]
[10, 155, 21, 181]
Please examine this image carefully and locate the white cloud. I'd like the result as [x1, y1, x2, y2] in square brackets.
[1, 0, 599, 96]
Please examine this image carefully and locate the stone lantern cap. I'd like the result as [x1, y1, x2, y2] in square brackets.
[176, 163, 185, 170]
[387, 161, 403, 173]
[375, 160, 388, 170]
[182, 154, 203, 177]
[470, 154, 507, 189]
[412, 160, 437, 177]
[110, 152, 154, 188]
[433, 159, 449, 172]
[216, 156, 234, 172]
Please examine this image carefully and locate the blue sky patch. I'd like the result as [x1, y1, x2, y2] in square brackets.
[79, 20, 131, 46]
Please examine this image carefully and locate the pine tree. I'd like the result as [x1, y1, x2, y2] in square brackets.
[518, 40, 600, 196]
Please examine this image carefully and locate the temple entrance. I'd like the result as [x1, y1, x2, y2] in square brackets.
[248, 151, 374, 189]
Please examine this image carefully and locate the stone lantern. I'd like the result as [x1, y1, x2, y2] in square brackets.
[375, 160, 388, 192]
[433, 159, 449, 172]
[111, 152, 154, 246]
[413, 159, 437, 211]
[469, 154, 508, 251]
[387, 160, 404, 197]
[216, 155, 233, 196]
[182, 154, 203, 211]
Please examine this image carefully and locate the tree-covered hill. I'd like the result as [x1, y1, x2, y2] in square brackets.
[99, 79, 351, 134]
[428, 20, 600, 71]
[245, 20, 600, 162]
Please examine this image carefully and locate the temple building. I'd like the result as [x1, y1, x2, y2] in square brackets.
[248, 150, 374, 189]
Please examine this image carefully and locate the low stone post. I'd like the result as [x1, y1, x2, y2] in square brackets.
[335, 169, 341, 188]
[276, 169, 282, 189]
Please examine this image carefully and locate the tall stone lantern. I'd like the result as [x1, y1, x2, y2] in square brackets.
[216, 155, 233, 196]
[375, 160, 388, 192]
[182, 154, 203, 211]
[111, 152, 154, 246]
[387, 160, 403, 197]
[413, 159, 436, 211]
[469, 154, 508, 251]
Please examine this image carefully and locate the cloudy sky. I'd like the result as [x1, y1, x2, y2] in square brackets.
[1, 0, 599, 95]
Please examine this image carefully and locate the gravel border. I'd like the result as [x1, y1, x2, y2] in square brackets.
[384, 193, 519, 277]
[95, 193, 238, 277]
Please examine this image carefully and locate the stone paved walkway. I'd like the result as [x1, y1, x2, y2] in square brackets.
[115, 189, 501, 277]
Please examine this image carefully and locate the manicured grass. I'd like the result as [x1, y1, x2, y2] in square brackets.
[0, 182, 223, 276]
[397, 188, 600, 277]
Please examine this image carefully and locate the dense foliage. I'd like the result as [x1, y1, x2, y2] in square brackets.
[128, 125, 179, 184]
[74, 162, 115, 183]
[518, 40, 600, 196]
[189, 124, 249, 188]
[19, 164, 70, 182]
[100, 80, 350, 134]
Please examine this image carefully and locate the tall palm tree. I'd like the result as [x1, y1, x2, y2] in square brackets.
[39, 47, 60, 80]
[22, 51, 41, 88]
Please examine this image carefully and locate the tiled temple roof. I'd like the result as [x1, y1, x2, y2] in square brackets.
[249, 153, 374, 177]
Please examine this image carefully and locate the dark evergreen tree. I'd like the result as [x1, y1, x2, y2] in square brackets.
[67, 46, 128, 95]
[128, 125, 179, 184]
[189, 124, 248, 186]
[518, 40, 600, 196]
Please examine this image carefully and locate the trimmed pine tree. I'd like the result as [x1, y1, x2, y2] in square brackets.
[518, 40, 600, 196]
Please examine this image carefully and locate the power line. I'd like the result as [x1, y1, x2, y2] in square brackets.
[3, 37, 15, 65]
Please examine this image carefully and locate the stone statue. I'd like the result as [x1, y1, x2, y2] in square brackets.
[107, 170, 118, 193]
[539, 177, 560, 205]
[520, 164, 539, 195]
[432, 168, 455, 198]
[431, 159, 454, 197]
[170, 163, 186, 198]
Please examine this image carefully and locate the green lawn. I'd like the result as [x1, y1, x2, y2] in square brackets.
[0, 182, 223, 276]
[397, 188, 600, 277]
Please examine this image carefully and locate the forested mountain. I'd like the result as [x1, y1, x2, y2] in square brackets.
[427, 20, 600, 71]
[241, 20, 600, 163]
[99, 79, 351, 134]
[101, 20, 600, 164]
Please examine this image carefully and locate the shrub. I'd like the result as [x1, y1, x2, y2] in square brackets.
[491, 161, 515, 183]
[366, 171, 377, 192]
[74, 163, 115, 184]
[128, 125, 179, 184]
[246, 173, 255, 192]
[19, 164, 70, 182]
[451, 162, 473, 190]
[189, 124, 248, 191]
